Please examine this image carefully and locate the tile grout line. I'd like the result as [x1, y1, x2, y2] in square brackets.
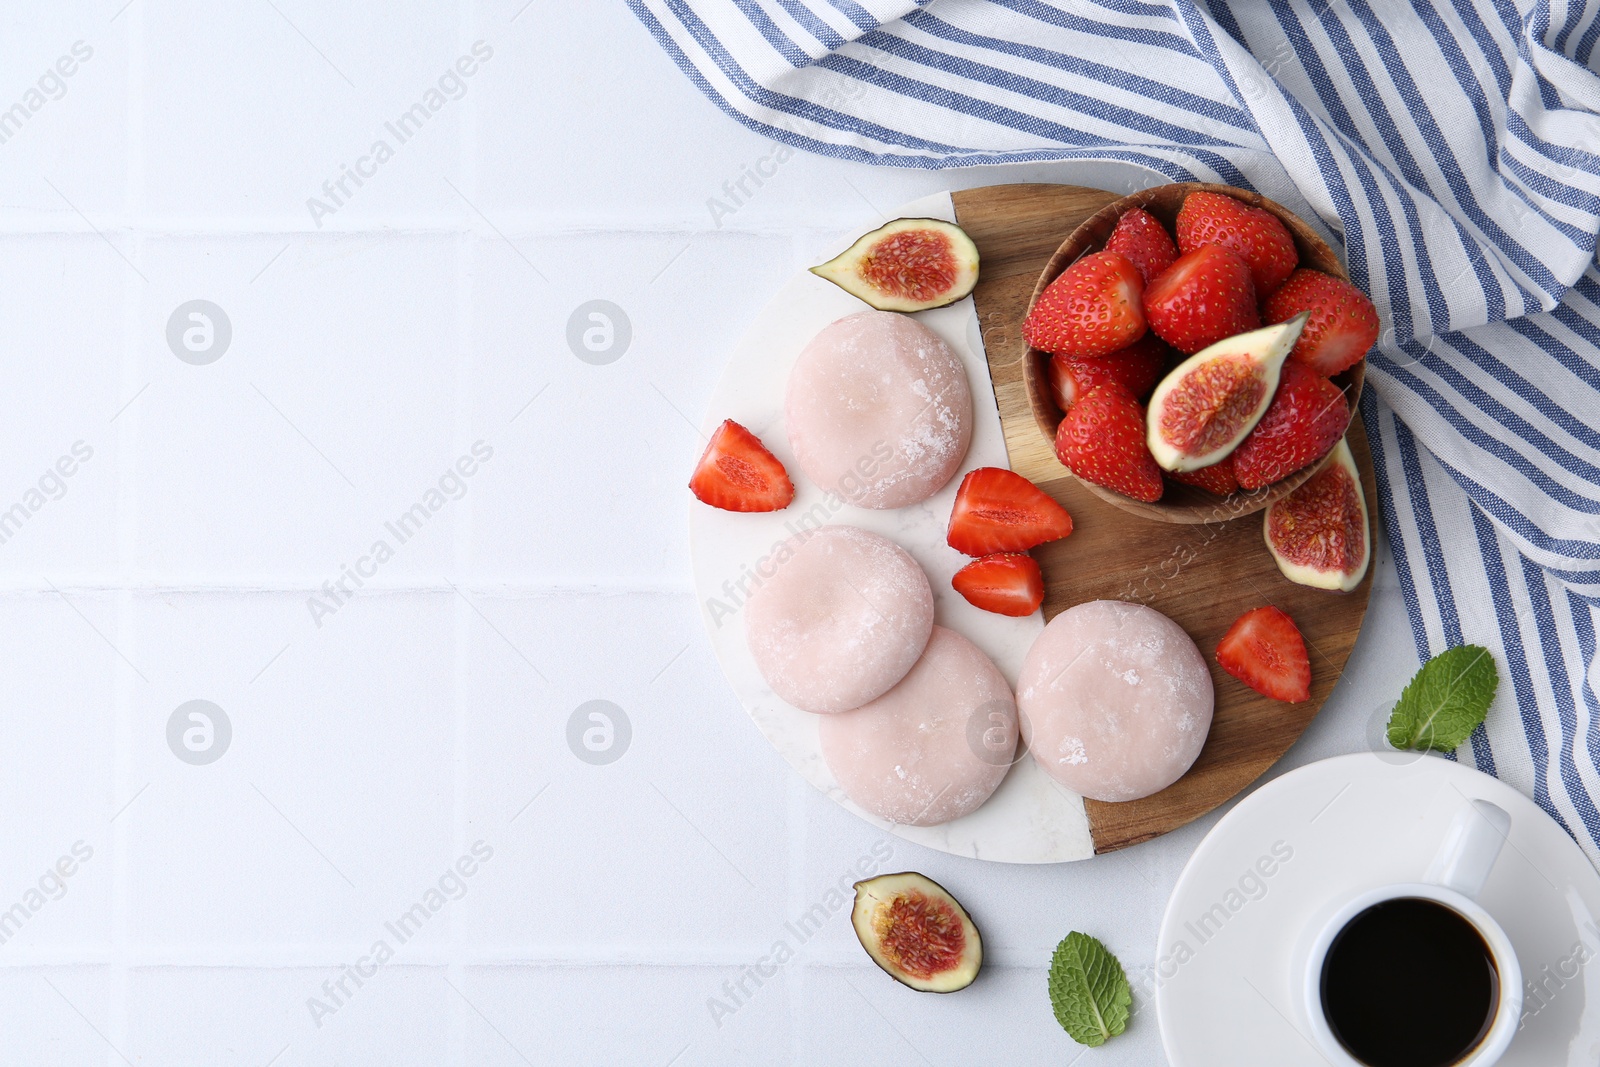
[110, 0, 148, 1057]
[0, 580, 702, 595]
[449, 4, 477, 1058]
[3, 945, 927, 968]
[0, 221, 838, 238]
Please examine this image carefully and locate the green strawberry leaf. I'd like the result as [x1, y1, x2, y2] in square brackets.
[1048, 931, 1131, 1047]
[1386, 644, 1499, 752]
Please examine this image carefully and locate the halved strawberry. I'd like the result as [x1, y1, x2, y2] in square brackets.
[1263, 269, 1380, 377]
[1176, 191, 1299, 296]
[1053, 382, 1164, 503]
[1104, 207, 1178, 285]
[1168, 454, 1239, 496]
[689, 419, 795, 512]
[1022, 250, 1146, 359]
[952, 553, 1044, 617]
[1232, 362, 1350, 490]
[1047, 333, 1170, 412]
[946, 467, 1073, 556]
[1143, 245, 1259, 355]
[1216, 605, 1311, 702]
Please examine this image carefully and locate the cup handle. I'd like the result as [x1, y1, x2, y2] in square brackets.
[1424, 799, 1512, 900]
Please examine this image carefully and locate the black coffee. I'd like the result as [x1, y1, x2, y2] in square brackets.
[1320, 897, 1498, 1067]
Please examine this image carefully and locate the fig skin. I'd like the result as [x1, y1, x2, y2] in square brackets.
[851, 871, 982, 993]
[811, 218, 980, 312]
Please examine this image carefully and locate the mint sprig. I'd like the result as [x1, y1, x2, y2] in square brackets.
[1386, 644, 1499, 752]
[1048, 931, 1131, 1047]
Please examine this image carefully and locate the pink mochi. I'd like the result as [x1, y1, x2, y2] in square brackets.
[1017, 600, 1214, 803]
[785, 310, 972, 509]
[743, 525, 934, 714]
[820, 626, 1017, 826]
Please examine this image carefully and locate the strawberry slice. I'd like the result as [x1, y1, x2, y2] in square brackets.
[1263, 269, 1380, 377]
[689, 419, 795, 512]
[1168, 454, 1239, 496]
[1023, 250, 1146, 359]
[1143, 245, 1259, 355]
[952, 552, 1045, 617]
[1053, 382, 1164, 503]
[1216, 605, 1311, 702]
[1104, 207, 1178, 285]
[1232, 362, 1350, 490]
[946, 467, 1073, 556]
[1047, 333, 1170, 412]
[1176, 191, 1299, 296]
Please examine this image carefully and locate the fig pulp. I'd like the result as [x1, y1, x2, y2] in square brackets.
[810, 219, 980, 312]
[1263, 438, 1370, 591]
[1144, 313, 1308, 472]
[851, 872, 982, 992]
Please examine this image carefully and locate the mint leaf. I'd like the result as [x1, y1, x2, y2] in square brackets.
[1048, 931, 1131, 1047]
[1386, 644, 1499, 752]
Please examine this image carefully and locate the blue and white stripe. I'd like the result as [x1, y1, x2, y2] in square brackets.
[636, 0, 1600, 863]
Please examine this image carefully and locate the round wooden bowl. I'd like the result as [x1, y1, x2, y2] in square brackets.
[1023, 182, 1366, 525]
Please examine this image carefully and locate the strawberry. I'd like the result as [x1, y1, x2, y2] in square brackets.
[1023, 250, 1146, 359]
[946, 467, 1073, 556]
[1168, 454, 1239, 496]
[1047, 333, 1170, 412]
[1216, 605, 1311, 702]
[952, 553, 1045, 617]
[1175, 191, 1299, 296]
[1053, 382, 1164, 503]
[1263, 268, 1380, 377]
[1143, 245, 1259, 355]
[689, 419, 795, 512]
[1104, 207, 1178, 285]
[1232, 362, 1350, 489]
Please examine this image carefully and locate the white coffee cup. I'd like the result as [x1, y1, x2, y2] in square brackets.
[1297, 799, 1523, 1066]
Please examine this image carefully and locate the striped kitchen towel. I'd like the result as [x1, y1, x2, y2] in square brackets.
[632, 0, 1600, 864]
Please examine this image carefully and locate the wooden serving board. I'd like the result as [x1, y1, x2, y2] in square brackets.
[951, 184, 1376, 854]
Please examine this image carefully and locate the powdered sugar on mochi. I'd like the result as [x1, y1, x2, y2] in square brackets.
[744, 525, 934, 714]
[785, 309, 972, 510]
[1017, 600, 1213, 803]
[819, 627, 1017, 826]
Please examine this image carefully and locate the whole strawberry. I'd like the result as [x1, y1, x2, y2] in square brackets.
[1054, 382, 1164, 502]
[1143, 245, 1259, 355]
[1176, 191, 1299, 296]
[1024, 250, 1146, 359]
[1264, 268, 1380, 376]
[1047, 333, 1170, 412]
[1168, 454, 1239, 496]
[1104, 207, 1178, 285]
[1232, 362, 1350, 489]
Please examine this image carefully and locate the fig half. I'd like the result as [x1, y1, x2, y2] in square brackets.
[1264, 437, 1370, 591]
[1144, 312, 1308, 472]
[810, 219, 980, 312]
[851, 871, 981, 992]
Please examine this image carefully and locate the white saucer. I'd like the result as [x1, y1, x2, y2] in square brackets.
[1156, 752, 1600, 1065]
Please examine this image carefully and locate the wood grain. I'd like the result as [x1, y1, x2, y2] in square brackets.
[952, 184, 1375, 854]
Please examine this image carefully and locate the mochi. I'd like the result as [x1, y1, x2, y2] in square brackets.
[744, 525, 934, 714]
[1017, 600, 1213, 802]
[786, 310, 972, 509]
[820, 626, 1017, 826]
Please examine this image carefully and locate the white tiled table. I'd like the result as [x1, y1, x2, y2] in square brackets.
[0, 3, 1423, 1063]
